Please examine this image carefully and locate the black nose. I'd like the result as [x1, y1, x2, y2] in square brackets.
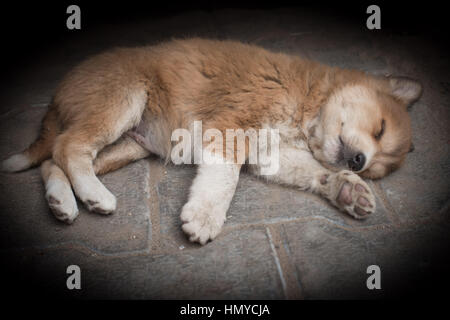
[348, 153, 366, 171]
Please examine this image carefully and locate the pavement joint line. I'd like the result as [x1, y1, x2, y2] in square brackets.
[0, 103, 49, 119]
[225, 215, 353, 231]
[265, 226, 288, 299]
[145, 161, 153, 252]
[147, 159, 165, 254]
[0, 238, 201, 259]
[370, 180, 401, 226]
[222, 214, 428, 234]
[402, 212, 450, 228]
[0, 241, 152, 258]
[278, 225, 304, 295]
[30, 103, 50, 108]
[0, 107, 27, 120]
[266, 224, 304, 299]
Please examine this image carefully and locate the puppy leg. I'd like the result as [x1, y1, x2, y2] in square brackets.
[93, 135, 150, 176]
[181, 153, 241, 245]
[41, 136, 149, 224]
[251, 144, 376, 219]
[53, 90, 147, 215]
[41, 159, 78, 224]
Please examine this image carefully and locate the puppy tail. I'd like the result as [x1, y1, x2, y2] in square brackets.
[1, 104, 60, 172]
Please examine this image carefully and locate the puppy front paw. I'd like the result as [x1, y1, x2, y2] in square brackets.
[328, 170, 376, 219]
[180, 201, 226, 245]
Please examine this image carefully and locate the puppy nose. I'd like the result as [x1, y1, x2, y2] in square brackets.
[348, 153, 366, 171]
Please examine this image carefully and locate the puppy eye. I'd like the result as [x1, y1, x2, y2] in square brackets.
[375, 119, 385, 140]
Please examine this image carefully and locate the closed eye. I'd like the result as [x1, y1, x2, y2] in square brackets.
[374, 119, 385, 140]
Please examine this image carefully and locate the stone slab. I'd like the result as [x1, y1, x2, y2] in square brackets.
[2, 227, 284, 299]
[280, 218, 450, 299]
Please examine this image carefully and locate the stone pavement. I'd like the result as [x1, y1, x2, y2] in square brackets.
[0, 8, 449, 299]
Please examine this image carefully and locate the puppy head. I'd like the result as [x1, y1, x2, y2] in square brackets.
[309, 76, 422, 179]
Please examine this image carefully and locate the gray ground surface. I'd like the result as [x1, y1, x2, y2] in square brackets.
[0, 8, 449, 299]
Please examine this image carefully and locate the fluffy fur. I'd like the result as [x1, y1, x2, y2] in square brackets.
[1, 38, 422, 244]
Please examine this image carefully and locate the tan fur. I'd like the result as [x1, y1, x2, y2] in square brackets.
[1, 38, 422, 244]
[93, 136, 150, 175]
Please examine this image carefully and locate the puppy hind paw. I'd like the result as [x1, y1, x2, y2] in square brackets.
[84, 191, 116, 215]
[46, 181, 79, 224]
[74, 177, 117, 215]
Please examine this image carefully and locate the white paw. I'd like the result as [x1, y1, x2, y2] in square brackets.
[1, 153, 31, 172]
[84, 186, 116, 215]
[74, 176, 117, 215]
[180, 201, 226, 245]
[331, 170, 376, 219]
[46, 179, 79, 224]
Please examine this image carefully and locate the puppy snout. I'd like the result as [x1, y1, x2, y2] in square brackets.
[348, 153, 365, 171]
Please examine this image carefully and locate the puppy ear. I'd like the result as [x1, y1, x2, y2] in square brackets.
[387, 76, 423, 106]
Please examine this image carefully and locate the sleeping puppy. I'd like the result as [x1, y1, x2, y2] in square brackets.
[1, 38, 422, 244]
